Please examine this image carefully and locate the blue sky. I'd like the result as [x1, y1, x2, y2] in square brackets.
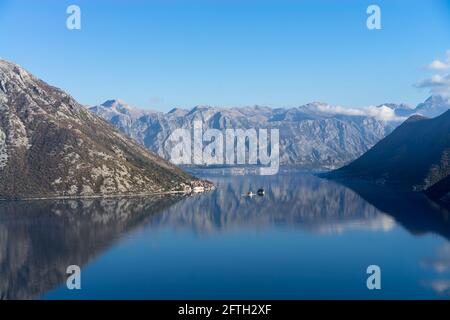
[0, 0, 449, 111]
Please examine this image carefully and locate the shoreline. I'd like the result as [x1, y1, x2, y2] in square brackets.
[0, 188, 215, 202]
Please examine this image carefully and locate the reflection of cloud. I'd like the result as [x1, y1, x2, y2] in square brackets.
[315, 104, 405, 122]
[421, 244, 450, 273]
[421, 243, 450, 296]
[422, 280, 450, 295]
[313, 214, 396, 234]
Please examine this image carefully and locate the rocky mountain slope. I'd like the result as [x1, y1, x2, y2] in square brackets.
[90, 100, 402, 169]
[326, 110, 450, 204]
[0, 60, 212, 199]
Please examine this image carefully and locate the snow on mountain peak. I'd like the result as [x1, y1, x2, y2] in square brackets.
[90, 99, 162, 123]
[415, 95, 450, 118]
[101, 99, 132, 110]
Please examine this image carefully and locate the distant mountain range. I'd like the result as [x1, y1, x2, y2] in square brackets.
[89, 96, 450, 169]
[326, 110, 450, 204]
[1, 58, 449, 199]
[0, 60, 212, 199]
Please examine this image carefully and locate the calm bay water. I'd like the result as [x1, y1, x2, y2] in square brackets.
[1, 173, 450, 299]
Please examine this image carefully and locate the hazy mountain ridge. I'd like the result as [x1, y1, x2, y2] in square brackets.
[90, 101, 404, 169]
[90, 95, 450, 169]
[0, 60, 212, 199]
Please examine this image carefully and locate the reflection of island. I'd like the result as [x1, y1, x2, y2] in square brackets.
[0, 196, 183, 300]
[146, 174, 395, 234]
[149, 174, 450, 239]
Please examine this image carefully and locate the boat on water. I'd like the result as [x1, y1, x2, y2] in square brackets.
[242, 189, 265, 198]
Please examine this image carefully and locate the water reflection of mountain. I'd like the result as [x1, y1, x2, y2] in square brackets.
[2, 174, 450, 300]
[328, 179, 450, 296]
[328, 178, 450, 241]
[0, 196, 183, 300]
[147, 174, 395, 234]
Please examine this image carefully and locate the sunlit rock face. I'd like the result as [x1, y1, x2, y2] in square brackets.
[0, 60, 212, 199]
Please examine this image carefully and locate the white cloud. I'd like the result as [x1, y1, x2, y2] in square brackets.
[429, 60, 450, 70]
[428, 50, 450, 70]
[315, 104, 404, 122]
[418, 50, 450, 97]
[416, 74, 450, 97]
